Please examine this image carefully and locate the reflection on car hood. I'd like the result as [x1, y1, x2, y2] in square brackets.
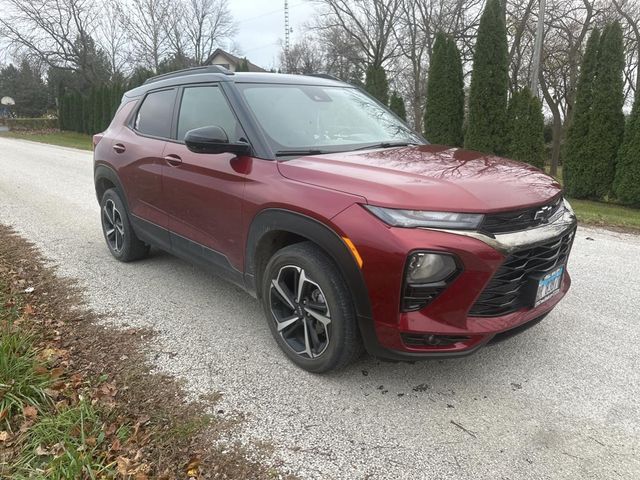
[277, 144, 562, 212]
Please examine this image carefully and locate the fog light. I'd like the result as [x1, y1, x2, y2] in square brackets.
[406, 252, 457, 283]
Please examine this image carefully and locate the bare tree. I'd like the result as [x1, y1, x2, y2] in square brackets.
[280, 36, 326, 74]
[313, 0, 402, 68]
[538, 0, 597, 175]
[0, 0, 103, 82]
[97, 1, 132, 78]
[118, 0, 173, 71]
[612, 0, 640, 97]
[184, 0, 235, 65]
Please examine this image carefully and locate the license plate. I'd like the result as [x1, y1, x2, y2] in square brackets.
[535, 265, 564, 306]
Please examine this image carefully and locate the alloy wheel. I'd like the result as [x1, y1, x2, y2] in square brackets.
[269, 265, 331, 358]
[102, 199, 125, 253]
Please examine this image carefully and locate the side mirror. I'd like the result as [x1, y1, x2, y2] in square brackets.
[184, 125, 251, 155]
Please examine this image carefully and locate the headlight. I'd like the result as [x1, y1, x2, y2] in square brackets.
[563, 198, 574, 215]
[364, 205, 484, 229]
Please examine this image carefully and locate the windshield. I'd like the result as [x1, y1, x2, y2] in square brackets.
[237, 83, 423, 155]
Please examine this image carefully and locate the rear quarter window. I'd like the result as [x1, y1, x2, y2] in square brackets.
[133, 89, 176, 138]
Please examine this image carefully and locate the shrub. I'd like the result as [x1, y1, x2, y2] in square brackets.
[464, 0, 509, 154]
[506, 87, 546, 168]
[583, 22, 625, 199]
[364, 64, 389, 105]
[389, 91, 407, 120]
[7, 118, 58, 132]
[424, 33, 464, 146]
[613, 96, 640, 205]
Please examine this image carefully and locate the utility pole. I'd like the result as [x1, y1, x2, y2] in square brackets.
[284, 0, 291, 72]
[530, 0, 546, 96]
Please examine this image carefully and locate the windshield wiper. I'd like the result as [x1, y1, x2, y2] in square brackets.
[275, 149, 329, 157]
[350, 141, 418, 152]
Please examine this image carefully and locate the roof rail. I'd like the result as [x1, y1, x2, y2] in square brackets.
[143, 65, 233, 85]
[307, 73, 341, 81]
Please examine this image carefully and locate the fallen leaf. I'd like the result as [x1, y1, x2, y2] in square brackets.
[116, 456, 131, 475]
[185, 456, 201, 477]
[23, 405, 38, 418]
[0, 431, 9, 442]
[50, 366, 65, 379]
[36, 445, 51, 456]
[23, 304, 35, 315]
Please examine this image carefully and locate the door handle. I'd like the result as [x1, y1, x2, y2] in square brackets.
[113, 143, 126, 153]
[164, 154, 182, 166]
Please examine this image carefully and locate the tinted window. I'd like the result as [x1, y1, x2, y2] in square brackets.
[134, 89, 176, 138]
[177, 86, 240, 141]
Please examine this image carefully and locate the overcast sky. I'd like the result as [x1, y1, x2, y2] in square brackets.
[0, 0, 319, 70]
[229, 0, 317, 70]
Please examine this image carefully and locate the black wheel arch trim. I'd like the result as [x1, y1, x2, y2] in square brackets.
[244, 208, 373, 321]
[94, 164, 129, 209]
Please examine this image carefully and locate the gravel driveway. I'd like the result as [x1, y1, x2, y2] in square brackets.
[1, 136, 638, 479]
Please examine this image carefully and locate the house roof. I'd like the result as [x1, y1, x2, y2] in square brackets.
[204, 48, 266, 72]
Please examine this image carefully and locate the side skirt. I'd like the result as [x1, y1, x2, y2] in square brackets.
[130, 215, 250, 295]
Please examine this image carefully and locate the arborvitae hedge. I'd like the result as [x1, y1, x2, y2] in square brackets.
[613, 95, 640, 205]
[506, 87, 545, 168]
[389, 91, 407, 120]
[424, 33, 464, 146]
[564, 28, 601, 198]
[584, 22, 625, 199]
[58, 84, 125, 135]
[364, 64, 389, 106]
[464, 0, 509, 155]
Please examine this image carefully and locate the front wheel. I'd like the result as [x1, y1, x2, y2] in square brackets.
[261, 242, 362, 373]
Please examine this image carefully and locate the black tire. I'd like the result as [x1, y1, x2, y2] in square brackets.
[261, 241, 363, 372]
[100, 188, 149, 262]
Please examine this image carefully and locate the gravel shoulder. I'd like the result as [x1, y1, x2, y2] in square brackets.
[1, 136, 638, 479]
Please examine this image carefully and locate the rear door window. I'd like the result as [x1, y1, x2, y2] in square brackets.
[177, 85, 240, 142]
[133, 89, 176, 138]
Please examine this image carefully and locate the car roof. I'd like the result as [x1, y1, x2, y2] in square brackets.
[124, 67, 349, 99]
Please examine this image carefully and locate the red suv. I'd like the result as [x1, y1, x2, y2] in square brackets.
[93, 66, 576, 372]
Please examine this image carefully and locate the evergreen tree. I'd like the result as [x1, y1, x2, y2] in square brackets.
[236, 58, 251, 72]
[0, 61, 48, 118]
[464, 0, 509, 154]
[613, 93, 640, 204]
[364, 64, 389, 105]
[389, 91, 407, 120]
[564, 28, 601, 197]
[127, 67, 155, 90]
[506, 87, 545, 168]
[583, 22, 625, 199]
[424, 33, 465, 146]
[101, 85, 112, 130]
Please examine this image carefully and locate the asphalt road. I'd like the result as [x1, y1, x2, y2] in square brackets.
[1, 136, 638, 479]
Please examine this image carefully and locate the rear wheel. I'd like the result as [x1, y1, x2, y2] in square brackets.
[261, 242, 362, 372]
[100, 188, 149, 262]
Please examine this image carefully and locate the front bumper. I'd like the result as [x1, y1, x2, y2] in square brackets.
[331, 203, 577, 361]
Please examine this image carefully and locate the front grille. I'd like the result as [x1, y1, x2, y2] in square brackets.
[469, 229, 575, 317]
[481, 196, 563, 234]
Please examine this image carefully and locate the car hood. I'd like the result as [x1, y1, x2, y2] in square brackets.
[277, 144, 562, 212]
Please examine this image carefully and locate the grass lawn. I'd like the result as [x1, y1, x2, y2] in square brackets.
[545, 165, 640, 233]
[0, 130, 92, 151]
[569, 198, 640, 232]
